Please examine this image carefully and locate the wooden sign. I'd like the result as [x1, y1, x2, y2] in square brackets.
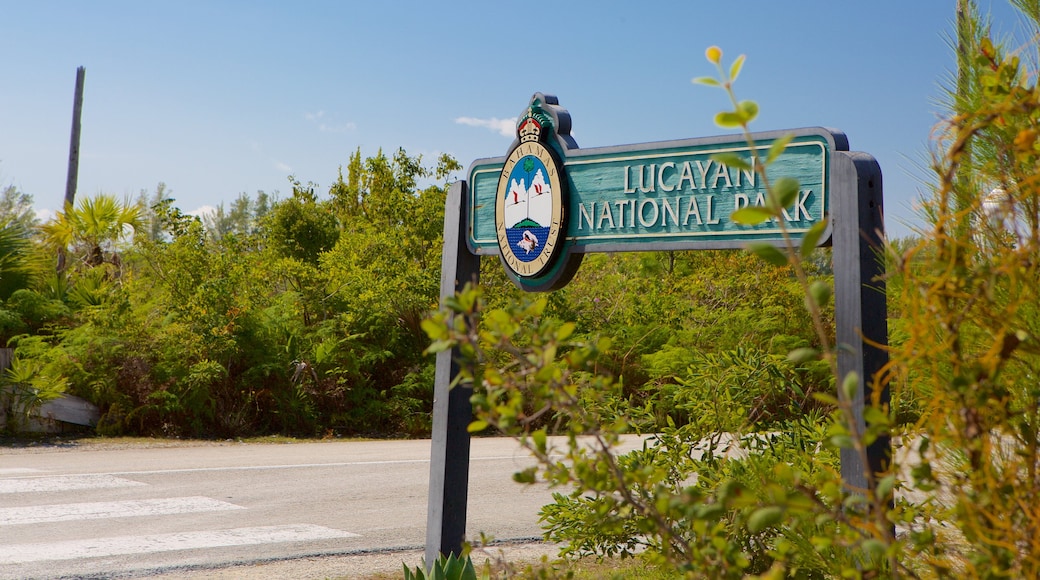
[466, 94, 843, 291]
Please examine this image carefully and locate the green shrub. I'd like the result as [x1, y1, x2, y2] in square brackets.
[402, 553, 489, 580]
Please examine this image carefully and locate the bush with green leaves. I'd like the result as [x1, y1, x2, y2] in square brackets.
[0, 354, 67, 432]
[644, 346, 832, 431]
[422, 44, 901, 578]
[426, 283, 893, 578]
[426, 5, 1040, 575]
[887, 2, 1040, 575]
[5, 149, 453, 438]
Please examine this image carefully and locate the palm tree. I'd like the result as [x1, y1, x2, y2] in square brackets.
[42, 194, 141, 272]
[0, 218, 32, 301]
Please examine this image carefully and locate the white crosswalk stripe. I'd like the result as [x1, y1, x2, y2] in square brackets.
[0, 496, 244, 526]
[0, 473, 146, 494]
[0, 524, 359, 564]
[0, 469, 361, 569]
[0, 468, 40, 476]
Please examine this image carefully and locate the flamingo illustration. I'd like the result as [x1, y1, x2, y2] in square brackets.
[509, 178, 526, 205]
[517, 230, 539, 254]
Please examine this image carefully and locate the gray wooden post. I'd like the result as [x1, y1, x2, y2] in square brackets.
[425, 180, 480, 564]
[58, 66, 86, 274]
[64, 66, 86, 210]
[831, 151, 890, 490]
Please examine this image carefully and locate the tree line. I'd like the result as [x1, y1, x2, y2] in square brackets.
[1, 149, 457, 436]
[0, 143, 840, 438]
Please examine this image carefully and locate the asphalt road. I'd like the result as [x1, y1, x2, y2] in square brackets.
[0, 437, 573, 579]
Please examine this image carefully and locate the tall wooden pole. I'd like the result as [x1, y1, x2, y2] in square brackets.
[58, 66, 85, 273]
[65, 66, 85, 209]
[425, 181, 480, 564]
[832, 152, 890, 493]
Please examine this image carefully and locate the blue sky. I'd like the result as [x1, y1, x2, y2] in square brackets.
[0, 1, 1025, 238]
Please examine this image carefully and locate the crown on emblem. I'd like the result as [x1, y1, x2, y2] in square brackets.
[517, 101, 553, 144]
[518, 116, 542, 143]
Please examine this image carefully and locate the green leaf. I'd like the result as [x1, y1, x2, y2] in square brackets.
[766, 134, 794, 164]
[425, 339, 455, 355]
[748, 242, 789, 266]
[692, 76, 721, 87]
[738, 100, 759, 123]
[717, 479, 745, 504]
[864, 405, 890, 427]
[843, 493, 868, 510]
[526, 297, 548, 317]
[731, 206, 773, 225]
[442, 553, 464, 580]
[443, 295, 464, 313]
[532, 428, 548, 454]
[812, 392, 839, 406]
[513, 466, 537, 484]
[467, 420, 488, 433]
[829, 434, 855, 449]
[787, 347, 819, 363]
[557, 321, 575, 341]
[876, 474, 896, 501]
[729, 54, 746, 82]
[809, 281, 832, 309]
[861, 539, 888, 560]
[747, 506, 784, 533]
[714, 111, 745, 128]
[800, 220, 829, 257]
[696, 502, 727, 520]
[710, 152, 752, 172]
[773, 177, 800, 210]
[841, 371, 860, 402]
[421, 318, 448, 340]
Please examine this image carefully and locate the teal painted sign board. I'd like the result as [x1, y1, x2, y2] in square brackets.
[466, 127, 846, 255]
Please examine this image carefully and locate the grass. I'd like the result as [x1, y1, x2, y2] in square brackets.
[360, 556, 681, 580]
[522, 557, 681, 579]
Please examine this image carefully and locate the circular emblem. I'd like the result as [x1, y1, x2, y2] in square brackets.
[495, 133, 565, 278]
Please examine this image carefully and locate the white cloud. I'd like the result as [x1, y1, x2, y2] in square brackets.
[188, 205, 217, 219]
[305, 110, 356, 133]
[35, 208, 56, 223]
[318, 121, 357, 133]
[455, 116, 516, 138]
[274, 161, 292, 173]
